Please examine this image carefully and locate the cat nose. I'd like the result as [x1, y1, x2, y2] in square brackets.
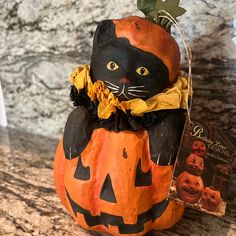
[119, 77, 130, 85]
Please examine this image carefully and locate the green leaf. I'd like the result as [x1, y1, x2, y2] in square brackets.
[137, 0, 156, 16]
[155, 0, 186, 21]
[137, 0, 186, 32]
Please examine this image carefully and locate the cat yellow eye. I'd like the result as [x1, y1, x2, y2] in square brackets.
[106, 61, 119, 71]
[136, 67, 149, 76]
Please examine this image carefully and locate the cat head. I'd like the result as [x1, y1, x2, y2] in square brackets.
[90, 16, 180, 101]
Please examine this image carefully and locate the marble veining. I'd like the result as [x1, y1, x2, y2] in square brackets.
[0, 1, 235, 235]
[0, 127, 235, 235]
[0, 0, 235, 139]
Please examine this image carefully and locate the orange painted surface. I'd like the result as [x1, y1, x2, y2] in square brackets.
[54, 139, 68, 210]
[113, 16, 180, 84]
[54, 128, 184, 235]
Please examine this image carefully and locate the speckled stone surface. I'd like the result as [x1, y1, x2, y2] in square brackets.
[0, 127, 235, 235]
[0, 0, 235, 139]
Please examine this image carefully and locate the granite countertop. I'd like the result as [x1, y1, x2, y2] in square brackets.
[0, 127, 235, 236]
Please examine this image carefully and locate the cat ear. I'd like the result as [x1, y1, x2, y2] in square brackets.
[93, 20, 116, 48]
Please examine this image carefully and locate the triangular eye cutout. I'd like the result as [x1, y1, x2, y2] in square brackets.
[74, 156, 90, 180]
[100, 174, 117, 203]
[135, 159, 152, 187]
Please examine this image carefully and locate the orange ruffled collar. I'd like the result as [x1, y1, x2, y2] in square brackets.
[71, 65, 190, 119]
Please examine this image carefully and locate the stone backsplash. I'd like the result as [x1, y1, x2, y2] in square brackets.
[0, 0, 235, 139]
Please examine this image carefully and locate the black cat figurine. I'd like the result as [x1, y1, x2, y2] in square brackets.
[90, 20, 170, 101]
[54, 4, 189, 236]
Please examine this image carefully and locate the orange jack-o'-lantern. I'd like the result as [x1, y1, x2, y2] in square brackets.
[185, 154, 204, 176]
[176, 171, 204, 204]
[55, 128, 185, 236]
[201, 187, 221, 212]
[192, 140, 207, 157]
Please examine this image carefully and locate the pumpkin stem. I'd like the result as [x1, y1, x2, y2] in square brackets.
[137, 0, 186, 33]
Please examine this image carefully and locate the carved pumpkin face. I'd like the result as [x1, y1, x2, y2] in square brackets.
[176, 171, 204, 204]
[192, 140, 206, 157]
[55, 128, 185, 235]
[201, 187, 221, 212]
[185, 154, 204, 176]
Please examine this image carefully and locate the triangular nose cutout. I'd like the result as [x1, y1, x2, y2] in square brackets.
[100, 174, 117, 203]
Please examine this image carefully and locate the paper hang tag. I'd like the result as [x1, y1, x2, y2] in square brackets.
[167, 119, 235, 217]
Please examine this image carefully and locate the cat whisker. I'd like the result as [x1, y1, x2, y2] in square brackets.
[123, 93, 130, 99]
[117, 85, 125, 97]
[116, 86, 130, 100]
[106, 85, 119, 91]
[128, 92, 146, 98]
[105, 80, 119, 88]
[128, 85, 146, 89]
[128, 89, 149, 93]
